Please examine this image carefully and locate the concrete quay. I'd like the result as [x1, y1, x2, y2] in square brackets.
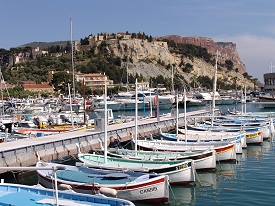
[0, 109, 214, 173]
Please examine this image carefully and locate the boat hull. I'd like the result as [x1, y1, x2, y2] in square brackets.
[0, 182, 134, 206]
[77, 154, 195, 185]
[36, 162, 169, 204]
[135, 140, 236, 162]
[246, 131, 263, 145]
[175, 130, 245, 154]
[107, 149, 216, 171]
[192, 150, 216, 171]
[258, 96, 275, 108]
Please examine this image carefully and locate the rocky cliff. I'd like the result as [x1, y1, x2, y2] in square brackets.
[92, 37, 253, 89]
[159, 35, 246, 74]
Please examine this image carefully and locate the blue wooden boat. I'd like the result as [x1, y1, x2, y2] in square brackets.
[0, 182, 134, 206]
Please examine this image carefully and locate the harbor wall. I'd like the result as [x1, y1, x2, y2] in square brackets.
[0, 109, 215, 174]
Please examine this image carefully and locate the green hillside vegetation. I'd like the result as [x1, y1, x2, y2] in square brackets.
[19, 41, 69, 50]
[0, 34, 256, 97]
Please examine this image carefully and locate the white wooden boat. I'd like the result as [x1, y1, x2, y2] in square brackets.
[105, 147, 216, 171]
[134, 139, 236, 162]
[187, 123, 264, 145]
[178, 129, 244, 153]
[76, 153, 195, 185]
[161, 129, 244, 154]
[36, 161, 169, 205]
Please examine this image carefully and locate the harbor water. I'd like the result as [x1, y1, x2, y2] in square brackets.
[1, 102, 275, 205]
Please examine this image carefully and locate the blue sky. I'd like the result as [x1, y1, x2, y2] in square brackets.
[1, 0, 275, 82]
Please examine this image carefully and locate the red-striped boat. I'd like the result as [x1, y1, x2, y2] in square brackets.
[134, 139, 236, 162]
[36, 161, 169, 205]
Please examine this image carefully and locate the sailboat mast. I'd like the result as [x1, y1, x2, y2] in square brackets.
[184, 88, 187, 143]
[0, 66, 3, 116]
[135, 79, 138, 152]
[244, 86, 247, 113]
[176, 91, 179, 141]
[70, 18, 75, 99]
[211, 50, 218, 126]
[68, 83, 74, 129]
[171, 65, 175, 94]
[104, 82, 108, 164]
[126, 56, 129, 92]
[149, 80, 153, 117]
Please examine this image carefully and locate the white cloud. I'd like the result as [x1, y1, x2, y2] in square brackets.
[213, 34, 275, 82]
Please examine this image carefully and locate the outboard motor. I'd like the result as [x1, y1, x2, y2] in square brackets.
[33, 117, 40, 126]
[60, 115, 71, 123]
[48, 116, 55, 125]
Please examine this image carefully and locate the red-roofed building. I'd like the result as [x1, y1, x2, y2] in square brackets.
[82, 73, 113, 89]
[18, 80, 36, 86]
[48, 71, 114, 90]
[22, 83, 53, 93]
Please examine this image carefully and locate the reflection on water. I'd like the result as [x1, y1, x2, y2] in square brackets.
[216, 163, 237, 179]
[1, 135, 275, 206]
[237, 152, 246, 162]
[169, 186, 196, 205]
[246, 145, 263, 160]
[196, 172, 218, 189]
[262, 140, 272, 152]
[166, 142, 271, 206]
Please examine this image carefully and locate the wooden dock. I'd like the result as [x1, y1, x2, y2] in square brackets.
[0, 109, 214, 173]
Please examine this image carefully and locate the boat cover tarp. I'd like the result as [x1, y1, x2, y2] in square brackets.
[53, 170, 133, 184]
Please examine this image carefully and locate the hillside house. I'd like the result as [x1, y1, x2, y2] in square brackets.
[22, 83, 53, 93]
[48, 71, 113, 90]
[81, 73, 113, 90]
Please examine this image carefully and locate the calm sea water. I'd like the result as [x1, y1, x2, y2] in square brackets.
[1, 102, 275, 206]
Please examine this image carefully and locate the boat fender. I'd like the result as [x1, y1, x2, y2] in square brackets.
[59, 184, 73, 190]
[99, 187, 117, 196]
[35, 151, 41, 161]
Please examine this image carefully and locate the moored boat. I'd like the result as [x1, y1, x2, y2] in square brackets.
[0, 182, 134, 206]
[187, 122, 265, 145]
[76, 152, 195, 185]
[105, 146, 216, 171]
[258, 95, 275, 108]
[160, 128, 243, 154]
[36, 161, 169, 204]
[134, 139, 236, 162]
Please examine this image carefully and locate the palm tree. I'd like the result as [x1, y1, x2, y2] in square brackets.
[190, 75, 197, 89]
[231, 76, 239, 93]
[251, 78, 258, 91]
